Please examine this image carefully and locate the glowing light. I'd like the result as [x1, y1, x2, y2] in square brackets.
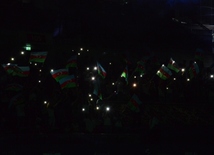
[87, 49, 89, 52]
[50, 69, 54, 72]
[94, 66, 97, 70]
[44, 101, 47, 104]
[78, 53, 81, 55]
[134, 76, 136, 79]
[140, 75, 143, 77]
[173, 78, 176, 80]
[162, 64, 165, 67]
[96, 106, 99, 110]
[38, 80, 41, 83]
[157, 70, 160, 73]
[34, 63, 37, 66]
[25, 44, 31, 51]
[82, 108, 85, 112]
[112, 82, 115, 85]
[181, 68, 185, 72]
[166, 87, 169, 90]
[172, 61, 175, 64]
[91, 76, 95, 81]
[39, 69, 42, 72]
[7, 63, 10, 65]
[86, 67, 90, 70]
[187, 78, 190, 81]
[21, 51, 25, 55]
[210, 75, 214, 78]
[30, 62, 32, 64]
[106, 107, 110, 111]
[80, 48, 83, 51]
[88, 94, 91, 97]
[133, 83, 137, 87]
[11, 57, 15, 61]
[90, 98, 93, 101]
[109, 62, 111, 65]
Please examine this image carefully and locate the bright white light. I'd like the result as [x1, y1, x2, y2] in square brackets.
[80, 48, 83, 51]
[112, 82, 115, 85]
[172, 61, 175, 64]
[162, 64, 164, 67]
[140, 75, 143, 77]
[133, 83, 137, 87]
[134, 76, 136, 79]
[187, 78, 190, 81]
[39, 69, 42, 72]
[44, 101, 47, 104]
[106, 107, 110, 111]
[21, 51, 24, 55]
[173, 78, 176, 80]
[90, 98, 93, 101]
[210, 75, 214, 78]
[78, 53, 81, 55]
[50, 69, 54, 72]
[88, 94, 91, 97]
[87, 49, 89, 52]
[94, 66, 97, 70]
[194, 61, 196, 64]
[35, 63, 37, 66]
[91, 76, 95, 81]
[38, 80, 41, 83]
[166, 87, 169, 90]
[82, 108, 85, 112]
[157, 70, 160, 73]
[181, 68, 185, 72]
[96, 106, 99, 110]
[11, 57, 14, 61]
[109, 62, 112, 65]
[7, 63, 10, 65]
[86, 67, 90, 70]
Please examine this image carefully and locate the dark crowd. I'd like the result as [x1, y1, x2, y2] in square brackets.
[0, 47, 214, 135]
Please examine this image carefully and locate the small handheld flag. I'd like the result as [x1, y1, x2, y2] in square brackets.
[156, 64, 172, 80]
[59, 75, 76, 89]
[29, 52, 48, 63]
[97, 62, 107, 79]
[121, 66, 128, 84]
[167, 58, 180, 73]
[128, 94, 142, 112]
[50, 69, 69, 82]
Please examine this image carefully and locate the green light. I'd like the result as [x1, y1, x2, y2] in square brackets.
[24, 44, 31, 51]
